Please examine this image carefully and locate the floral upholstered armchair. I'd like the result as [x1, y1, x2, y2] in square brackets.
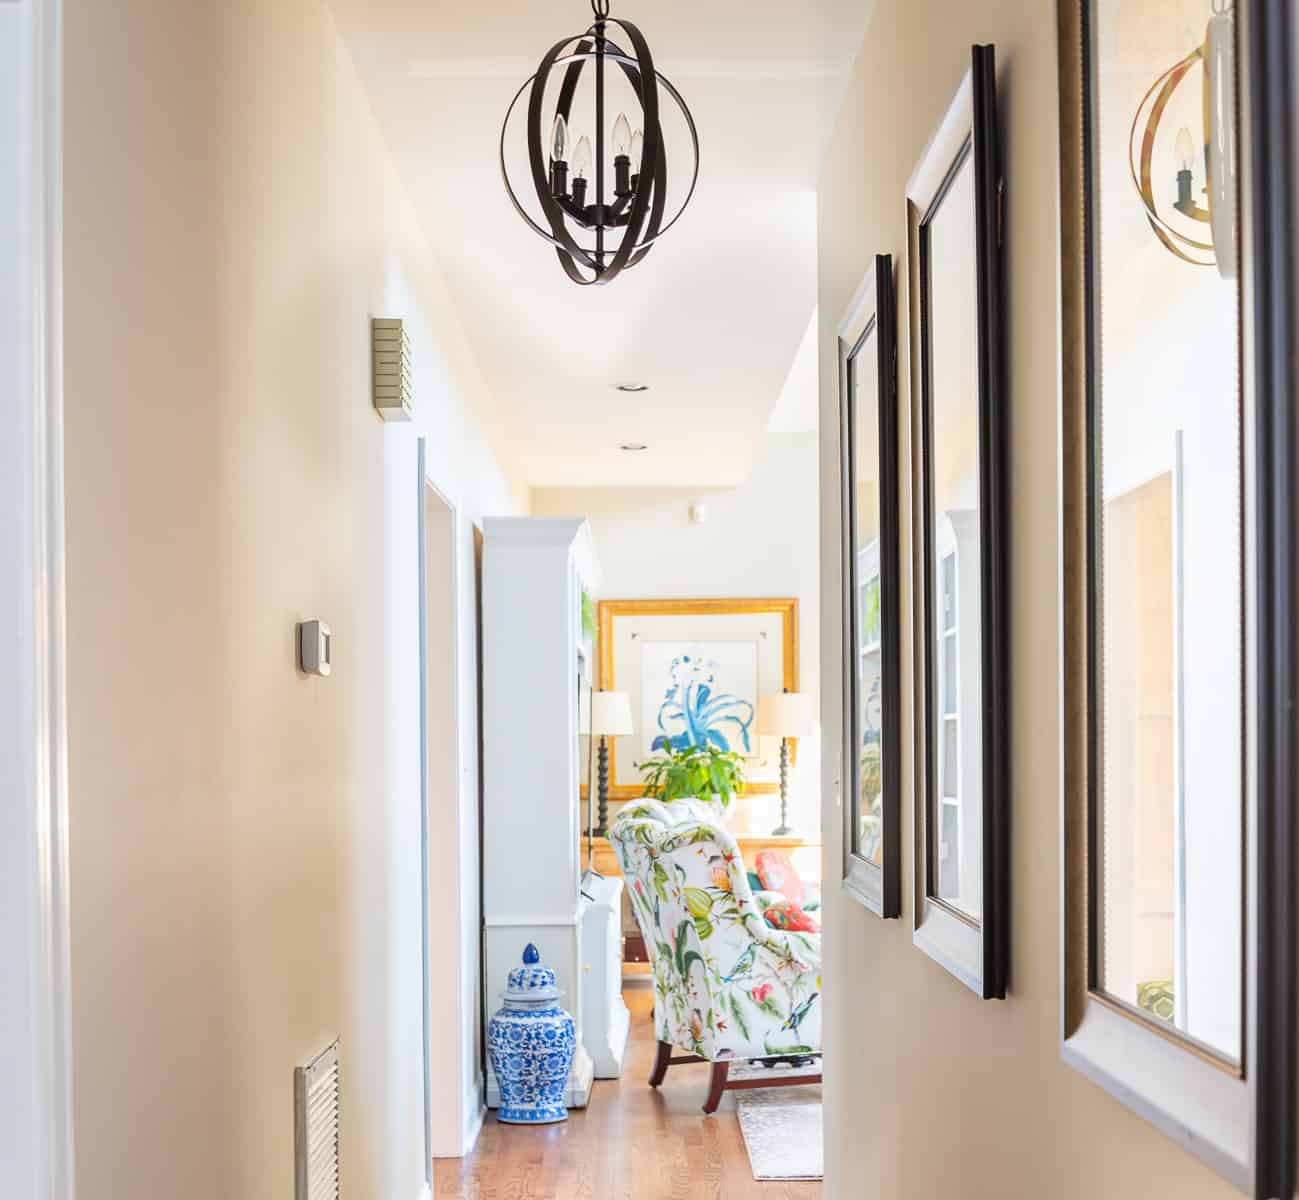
[609, 798, 822, 1112]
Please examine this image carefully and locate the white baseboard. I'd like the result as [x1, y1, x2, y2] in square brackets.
[590, 999, 631, 1079]
[462, 1096, 485, 1154]
[564, 1048, 595, 1108]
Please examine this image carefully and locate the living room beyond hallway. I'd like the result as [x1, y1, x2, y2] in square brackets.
[478, 433, 826, 1184]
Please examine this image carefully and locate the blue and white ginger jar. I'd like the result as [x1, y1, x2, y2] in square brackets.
[488, 944, 576, 1124]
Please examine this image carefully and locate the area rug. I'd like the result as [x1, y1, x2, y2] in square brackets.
[735, 1080, 824, 1181]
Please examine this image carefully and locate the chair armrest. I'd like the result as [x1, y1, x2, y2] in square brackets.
[740, 913, 821, 975]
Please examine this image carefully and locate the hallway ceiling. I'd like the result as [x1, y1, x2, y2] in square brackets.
[330, 0, 874, 486]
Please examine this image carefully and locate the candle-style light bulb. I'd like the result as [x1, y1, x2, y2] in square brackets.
[572, 135, 592, 180]
[630, 128, 644, 165]
[612, 112, 632, 158]
[1172, 126, 1196, 215]
[550, 113, 568, 163]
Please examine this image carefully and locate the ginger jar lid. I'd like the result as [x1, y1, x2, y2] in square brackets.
[503, 943, 560, 1003]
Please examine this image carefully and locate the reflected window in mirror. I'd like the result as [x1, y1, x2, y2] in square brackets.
[839, 254, 900, 918]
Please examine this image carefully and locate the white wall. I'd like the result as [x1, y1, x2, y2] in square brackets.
[62, 1, 520, 1196]
[531, 432, 821, 836]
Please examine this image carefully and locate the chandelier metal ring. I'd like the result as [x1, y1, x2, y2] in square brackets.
[499, 5, 699, 285]
[531, 21, 661, 283]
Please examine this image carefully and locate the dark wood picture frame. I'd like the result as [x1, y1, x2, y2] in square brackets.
[907, 44, 1008, 998]
[839, 254, 901, 919]
[1057, 0, 1295, 1191]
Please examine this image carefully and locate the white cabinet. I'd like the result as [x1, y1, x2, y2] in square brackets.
[580, 872, 630, 1078]
[483, 517, 622, 1107]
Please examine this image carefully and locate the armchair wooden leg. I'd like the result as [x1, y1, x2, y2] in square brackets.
[702, 1061, 730, 1114]
[649, 1040, 672, 1087]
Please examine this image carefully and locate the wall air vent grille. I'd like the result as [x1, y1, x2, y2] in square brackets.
[295, 1039, 340, 1200]
[372, 317, 413, 421]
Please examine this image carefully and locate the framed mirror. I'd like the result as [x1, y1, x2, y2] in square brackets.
[1058, 0, 1296, 1188]
[906, 44, 1007, 997]
[839, 254, 901, 918]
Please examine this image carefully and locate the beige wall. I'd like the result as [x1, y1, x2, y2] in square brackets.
[817, 2, 1237, 1196]
[63, 0, 519, 1196]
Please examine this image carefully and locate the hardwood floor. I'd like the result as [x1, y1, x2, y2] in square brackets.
[435, 983, 822, 1199]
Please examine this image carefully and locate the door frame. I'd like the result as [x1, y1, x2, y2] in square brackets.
[417, 440, 473, 1161]
[1, 0, 76, 1196]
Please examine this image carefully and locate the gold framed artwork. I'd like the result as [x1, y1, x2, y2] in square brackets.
[597, 598, 798, 801]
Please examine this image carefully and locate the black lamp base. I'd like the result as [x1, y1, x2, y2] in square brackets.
[771, 737, 793, 836]
[596, 736, 610, 838]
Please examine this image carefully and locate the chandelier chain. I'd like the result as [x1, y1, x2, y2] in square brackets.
[590, 0, 610, 20]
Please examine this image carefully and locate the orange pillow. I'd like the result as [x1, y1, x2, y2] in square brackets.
[753, 849, 805, 905]
[760, 898, 820, 933]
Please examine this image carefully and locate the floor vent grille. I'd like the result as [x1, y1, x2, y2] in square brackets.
[295, 1040, 340, 1200]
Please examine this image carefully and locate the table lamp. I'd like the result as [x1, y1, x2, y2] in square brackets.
[758, 690, 813, 836]
[588, 690, 633, 837]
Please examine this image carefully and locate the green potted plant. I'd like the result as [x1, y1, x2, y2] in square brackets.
[636, 743, 746, 809]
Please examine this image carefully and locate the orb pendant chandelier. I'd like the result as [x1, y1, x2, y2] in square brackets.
[499, 0, 699, 286]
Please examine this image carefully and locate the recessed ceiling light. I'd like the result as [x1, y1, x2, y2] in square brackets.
[620, 443, 648, 452]
[615, 382, 650, 393]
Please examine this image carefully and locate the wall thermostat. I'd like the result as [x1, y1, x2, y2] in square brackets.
[298, 620, 332, 677]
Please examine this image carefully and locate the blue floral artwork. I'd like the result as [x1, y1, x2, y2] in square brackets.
[649, 652, 756, 754]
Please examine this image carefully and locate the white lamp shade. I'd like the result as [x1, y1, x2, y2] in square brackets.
[758, 691, 813, 737]
[588, 690, 634, 737]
